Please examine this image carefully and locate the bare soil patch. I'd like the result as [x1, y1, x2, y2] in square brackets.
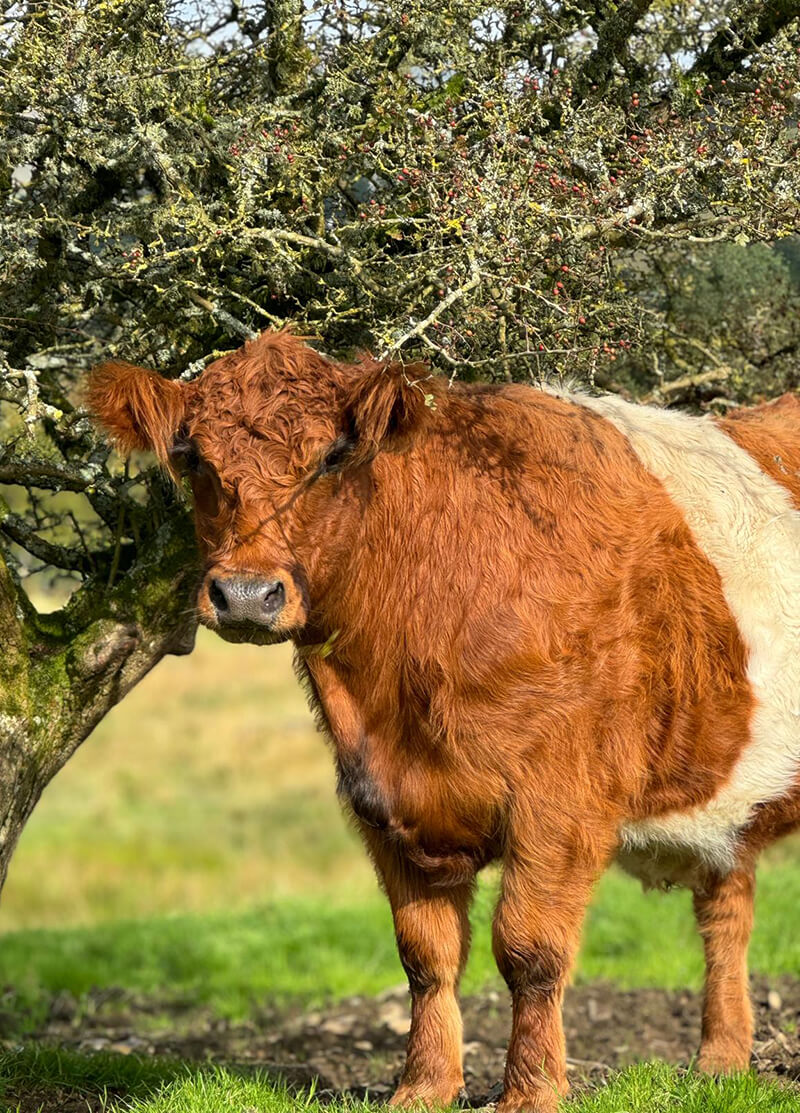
[5, 977, 800, 1109]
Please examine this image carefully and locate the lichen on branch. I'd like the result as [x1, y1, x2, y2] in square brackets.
[0, 1, 798, 887]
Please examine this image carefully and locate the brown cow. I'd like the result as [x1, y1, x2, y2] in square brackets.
[90, 331, 800, 1112]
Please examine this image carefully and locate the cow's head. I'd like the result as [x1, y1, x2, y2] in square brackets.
[89, 331, 430, 643]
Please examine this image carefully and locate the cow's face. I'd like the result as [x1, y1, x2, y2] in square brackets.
[89, 331, 429, 643]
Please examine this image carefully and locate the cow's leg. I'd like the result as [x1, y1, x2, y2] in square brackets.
[493, 841, 608, 1113]
[693, 863, 755, 1074]
[365, 833, 474, 1107]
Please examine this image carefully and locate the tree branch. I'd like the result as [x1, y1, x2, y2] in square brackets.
[262, 0, 305, 96]
[186, 291, 257, 341]
[0, 546, 28, 696]
[689, 0, 800, 83]
[381, 261, 481, 358]
[572, 0, 656, 100]
[0, 500, 102, 574]
[0, 452, 108, 496]
[641, 367, 732, 404]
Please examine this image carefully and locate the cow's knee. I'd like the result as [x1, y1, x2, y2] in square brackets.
[493, 935, 566, 1002]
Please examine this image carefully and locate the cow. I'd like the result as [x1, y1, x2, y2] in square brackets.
[89, 330, 800, 1113]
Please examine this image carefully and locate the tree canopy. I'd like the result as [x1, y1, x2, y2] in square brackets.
[0, 0, 799, 886]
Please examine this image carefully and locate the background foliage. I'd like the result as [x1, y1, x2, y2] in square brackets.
[0, 0, 799, 887]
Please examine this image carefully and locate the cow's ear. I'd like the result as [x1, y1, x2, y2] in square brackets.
[87, 362, 186, 460]
[341, 359, 432, 460]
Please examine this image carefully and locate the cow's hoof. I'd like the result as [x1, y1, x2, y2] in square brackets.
[389, 1079, 464, 1108]
[495, 1086, 563, 1113]
[697, 1040, 752, 1075]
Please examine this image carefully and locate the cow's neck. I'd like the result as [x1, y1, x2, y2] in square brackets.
[296, 650, 502, 879]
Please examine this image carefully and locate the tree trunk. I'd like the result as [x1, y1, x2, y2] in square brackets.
[0, 514, 198, 896]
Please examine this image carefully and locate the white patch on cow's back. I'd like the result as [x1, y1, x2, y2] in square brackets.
[569, 392, 800, 877]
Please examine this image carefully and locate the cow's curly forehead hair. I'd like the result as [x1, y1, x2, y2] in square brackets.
[183, 330, 353, 490]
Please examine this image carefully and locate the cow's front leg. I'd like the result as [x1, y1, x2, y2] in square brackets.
[493, 840, 608, 1113]
[364, 830, 474, 1108]
[693, 863, 755, 1074]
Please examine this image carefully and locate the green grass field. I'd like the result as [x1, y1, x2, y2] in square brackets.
[2, 1049, 798, 1113]
[3, 1048, 798, 1113]
[3, 630, 800, 1110]
[6, 863, 800, 1024]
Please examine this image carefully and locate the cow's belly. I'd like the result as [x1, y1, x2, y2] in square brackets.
[616, 769, 800, 890]
[615, 840, 709, 890]
[615, 813, 738, 890]
[617, 793, 748, 884]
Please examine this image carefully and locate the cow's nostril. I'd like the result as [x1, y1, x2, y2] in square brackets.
[262, 580, 285, 614]
[209, 579, 229, 614]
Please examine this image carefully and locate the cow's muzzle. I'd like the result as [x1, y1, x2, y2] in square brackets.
[208, 575, 285, 628]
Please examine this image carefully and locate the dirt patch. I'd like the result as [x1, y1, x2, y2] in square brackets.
[8, 1088, 113, 1113]
[5, 977, 800, 1108]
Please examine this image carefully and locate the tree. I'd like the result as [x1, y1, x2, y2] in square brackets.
[1, 0, 799, 896]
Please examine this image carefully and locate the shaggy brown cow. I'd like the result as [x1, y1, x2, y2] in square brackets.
[90, 331, 800, 1112]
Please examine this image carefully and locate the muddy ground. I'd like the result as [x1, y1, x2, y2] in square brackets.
[5, 977, 800, 1110]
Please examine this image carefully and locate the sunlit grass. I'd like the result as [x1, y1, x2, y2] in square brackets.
[0, 1046, 187, 1106]
[568, 1062, 800, 1113]
[3, 857, 800, 1033]
[2, 631, 376, 929]
[1, 1051, 797, 1113]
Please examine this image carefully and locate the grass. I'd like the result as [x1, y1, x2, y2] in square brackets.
[2, 633, 375, 930]
[0, 894, 399, 1024]
[567, 1063, 800, 1112]
[1, 1050, 799, 1113]
[5, 855, 800, 1027]
[0, 1046, 187, 1106]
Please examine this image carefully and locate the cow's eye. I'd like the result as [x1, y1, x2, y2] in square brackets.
[170, 439, 205, 476]
[185, 445, 202, 473]
[317, 434, 356, 477]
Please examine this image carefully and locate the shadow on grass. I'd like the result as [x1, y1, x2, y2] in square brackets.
[0, 1046, 189, 1112]
[0, 1046, 340, 1113]
[3, 1048, 800, 1113]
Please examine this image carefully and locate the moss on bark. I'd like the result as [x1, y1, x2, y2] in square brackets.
[0, 512, 198, 894]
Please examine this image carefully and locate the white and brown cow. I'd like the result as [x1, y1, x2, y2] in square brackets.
[90, 332, 800, 1112]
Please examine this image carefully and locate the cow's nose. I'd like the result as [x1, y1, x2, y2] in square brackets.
[209, 577, 285, 626]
